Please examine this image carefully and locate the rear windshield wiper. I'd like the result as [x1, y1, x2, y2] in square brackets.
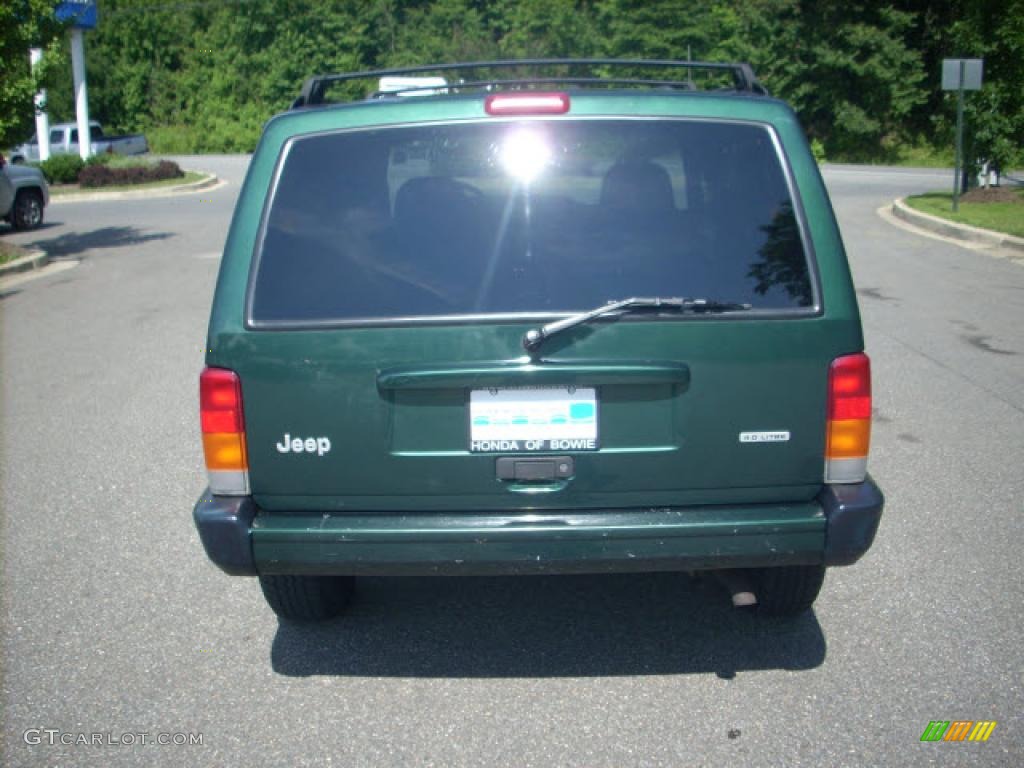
[522, 296, 752, 352]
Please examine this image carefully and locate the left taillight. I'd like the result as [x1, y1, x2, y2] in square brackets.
[825, 353, 872, 484]
[200, 367, 249, 495]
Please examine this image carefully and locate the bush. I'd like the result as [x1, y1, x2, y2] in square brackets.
[146, 125, 196, 154]
[77, 165, 115, 186]
[39, 154, 85, 184]
[84, 151, 116, 167]
[77, 160, 184, 188]
[154, 160, 183, 179]
[810, 139, 827, 165]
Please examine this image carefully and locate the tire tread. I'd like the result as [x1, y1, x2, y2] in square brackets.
[258, 574, 354, 621]
[12, 189, 44, 230]
[755, 565, 826, 617]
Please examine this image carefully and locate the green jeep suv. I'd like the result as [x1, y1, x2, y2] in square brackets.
[194, 60, 883, 621]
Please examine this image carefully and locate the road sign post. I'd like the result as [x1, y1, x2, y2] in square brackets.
[942, 58, 983, 212]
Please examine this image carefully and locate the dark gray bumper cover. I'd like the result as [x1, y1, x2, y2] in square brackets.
[193, 490, 257, 576]
[193, 477, 883, 576]
[819, 475, 884, 566]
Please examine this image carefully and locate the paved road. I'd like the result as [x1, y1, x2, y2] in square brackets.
[2, 159, 1021, 767]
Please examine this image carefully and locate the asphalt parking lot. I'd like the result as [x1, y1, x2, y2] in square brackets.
[1, 158, 1022, 767]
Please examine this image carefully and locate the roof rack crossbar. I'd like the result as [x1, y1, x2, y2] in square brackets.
[368, 76, 701, 99]
[295, 58, 767, 107]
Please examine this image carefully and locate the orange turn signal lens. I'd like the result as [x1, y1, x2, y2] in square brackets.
[202, 432, 249, 471]
[826, 418, 871, 459]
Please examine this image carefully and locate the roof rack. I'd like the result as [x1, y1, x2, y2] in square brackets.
[293, 58, 767, 108]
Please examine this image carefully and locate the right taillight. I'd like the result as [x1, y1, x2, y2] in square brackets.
[200, 367, 249, 495]
[825, 353, 871, 484]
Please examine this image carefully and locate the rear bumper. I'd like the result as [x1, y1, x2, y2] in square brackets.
[193, 477, 883, 577]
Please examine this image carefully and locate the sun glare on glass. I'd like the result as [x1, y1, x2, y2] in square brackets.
[500, 131, 551, 184]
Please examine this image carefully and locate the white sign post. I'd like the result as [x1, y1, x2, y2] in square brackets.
[70, 27, 91, 159]
[942, 58, 983, 212]
[56, 1, 98, 159]
[29, 48, 51, 161]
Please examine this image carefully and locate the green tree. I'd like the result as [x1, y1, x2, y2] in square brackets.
[596, 0, 714, 60]
[766, 2, 926, 159]
[0, 0, 66, 147]
[501, 1, 598, 59]
[895, 0, 1024, 169]
[388, 0, 497, 65]
[78, 0, 193, 134]
[24, 0, 1018, 162]
[961, 0, 1024, 170]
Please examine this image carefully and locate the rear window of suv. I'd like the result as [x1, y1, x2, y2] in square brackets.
[250, 118, 814, 324]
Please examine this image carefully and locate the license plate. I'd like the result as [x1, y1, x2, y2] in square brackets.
[469, 387, 598, 452]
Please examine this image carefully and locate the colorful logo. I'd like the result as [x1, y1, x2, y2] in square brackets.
[920, 721, 997, 742]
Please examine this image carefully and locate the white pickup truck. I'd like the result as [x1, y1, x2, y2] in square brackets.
[9, 121, 148, 163]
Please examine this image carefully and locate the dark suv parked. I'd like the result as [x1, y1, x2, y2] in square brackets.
[194, 60, 883, 621]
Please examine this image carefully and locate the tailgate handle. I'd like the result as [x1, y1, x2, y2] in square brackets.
[496, 456, 574, 482]
[377, 360, 689, 390]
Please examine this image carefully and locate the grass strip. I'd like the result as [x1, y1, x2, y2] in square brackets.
[904, 189, 1024, 239]
[0, 241, 31, 266]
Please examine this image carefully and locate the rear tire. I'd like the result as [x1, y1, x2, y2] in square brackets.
[753, 565, 825, 617]
[258, 574, 354, 621]
[12, 189, 44, 230]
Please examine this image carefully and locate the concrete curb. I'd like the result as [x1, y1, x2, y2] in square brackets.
[0, 248, 50, 277]
[892, 197, 1024, 254]
[49, 172, 221, 204]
